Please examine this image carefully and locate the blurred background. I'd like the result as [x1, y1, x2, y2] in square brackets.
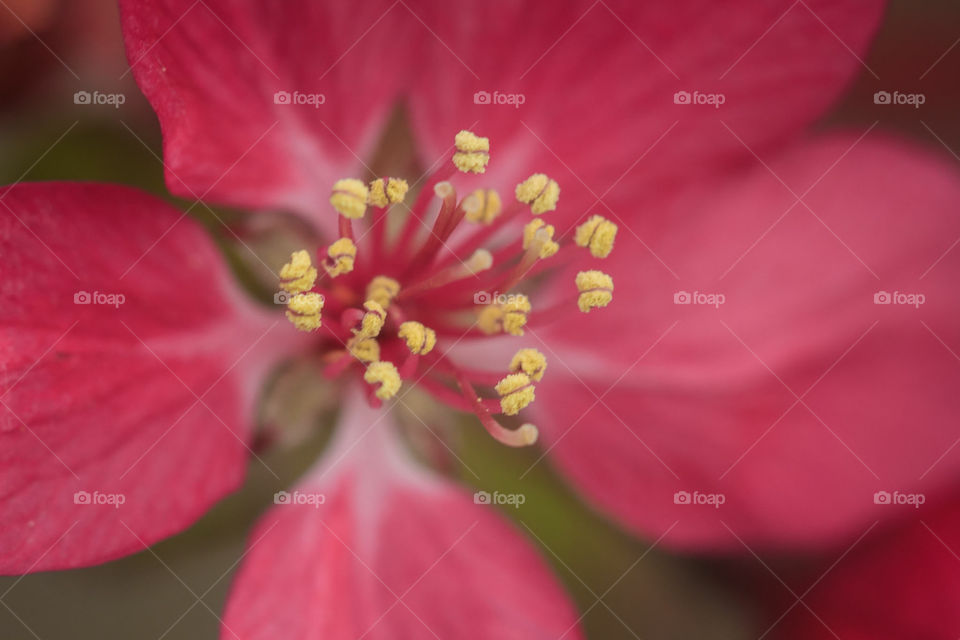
[0, 1, 958, 638]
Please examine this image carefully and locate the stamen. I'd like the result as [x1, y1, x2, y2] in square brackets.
[495, 372, 535, 415]
[522, 219, 560, 259]
[452, 130, 490, 174]
[354, 300, 386, 339]
[477, 295, 531, 336]
[285, 292, 324, 332]
[366, 276, 401, 309]
[502, 295, 532, 335]
[574, 215, 618, 258]
[432, 181, 461, 239]
[509, 348, 547, 382]
[398, 321, 437, 355]
[275, 128, 615, 449]
[451, 367, 539, 447]
[348, 336, 380, 363]
[279, 250, 317, 293]
[463, 248, 494, 273]
[399, 249, 493, 299]
[368, 177, 409, 208]
[408, 182, 466, 273]
[477, 305, 503, 335]
[330, 178, 369, 219]
[516, 173, 560, 215]
[323, 237, 357, 277]
[397, 320, 435, 379]
[516, 424, 539, 445]
[495, 228, 555, 294]
[364, 361, 401, 400]
[432, 202, 526, 275]
[482, 417, 538, 447]
[576, 270, 614, 312]
[393, 173, 454, 259]
[464, 189, 502, 225]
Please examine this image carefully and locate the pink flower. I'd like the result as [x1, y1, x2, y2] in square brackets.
[3, 0, 959, 637]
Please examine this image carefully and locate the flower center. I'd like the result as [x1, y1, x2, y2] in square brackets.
[277, 130, 617, 447]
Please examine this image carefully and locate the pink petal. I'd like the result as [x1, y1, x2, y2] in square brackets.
[0, 182, 290, 572]
[773, 499, 960, 639]
[223, 395, 583, 640]
[535, 135, 960, 549]
[407, 0, 883, 227]
[118, 0, 408, 229]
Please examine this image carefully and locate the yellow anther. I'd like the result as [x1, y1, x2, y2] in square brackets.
[279, 250, 317, 294]
[495, 372, 535, 416]
[576, 270, 614, 313]
[464, 189, 502, 224]
[515, 173, 560, 215]
[502, 295, 531, 336]
[574, 215, 618, 259]
[477, 294, 531, 336]
[364, 361, 401, 400]
[398, 321, 437, 355]
[509, 348, 547, 382]
[368, 177, 409, 208]
[324, 237, 357, 277]
[366, 276, 400, 309]
[285, 292, 323, 332]
[522, 219, 559, 259]
[477, 304, 504, 335]
[348, 336, 381, 363]
[355, 300, 386, 339]
[330, 178, 368, 219]
[452, 130, 490, 174]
